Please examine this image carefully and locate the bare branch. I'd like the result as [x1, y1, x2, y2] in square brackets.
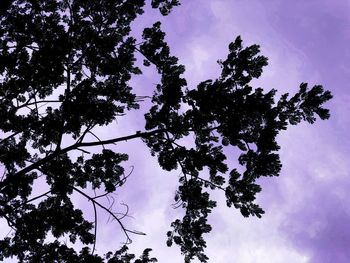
[20, 190, 52, 207]
[91, 197, 98, 254]
[76, 122, 95, 144]
[72, 186, 146, 244]
[87, 130, 105, 150]
[77, 148, 91, 154]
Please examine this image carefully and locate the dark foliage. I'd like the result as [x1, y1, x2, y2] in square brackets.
[0, 0, 332, 262]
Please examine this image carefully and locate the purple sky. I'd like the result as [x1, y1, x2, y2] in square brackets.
[2, 1, 349, 262]
[103, 1, 349, 262]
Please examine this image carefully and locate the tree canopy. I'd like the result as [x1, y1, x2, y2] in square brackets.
[0, 0, 332, 262]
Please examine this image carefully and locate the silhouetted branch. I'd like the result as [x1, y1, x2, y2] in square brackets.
[87, 130, 106, 149]
[118, 203, 130, 220]
[76, 148, 91, 154]
[196, 177, 225, 191]
[76, 122, 95, 144]
[91, 197, 98, 254]
[21, 190, 52, 206]
[1, 127, 221, 193]
[0, 132, 20, 145]
[78, 128, 167, 148]
[72, 186, 146, 245]
[15, 100, 61, 111]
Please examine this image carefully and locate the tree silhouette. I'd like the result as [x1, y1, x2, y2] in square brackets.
[0, 0, 332, 262]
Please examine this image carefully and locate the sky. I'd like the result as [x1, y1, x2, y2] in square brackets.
[1, 1, 350, 262]
[95, 1, 349, 262]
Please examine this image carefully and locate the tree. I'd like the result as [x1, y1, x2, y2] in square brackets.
[0, 0, 332, 262]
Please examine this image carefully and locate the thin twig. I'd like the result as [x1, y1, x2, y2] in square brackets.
[72, 186, 146, 245]
[91, 198, 98, 254]
[87, 130, 105, 149]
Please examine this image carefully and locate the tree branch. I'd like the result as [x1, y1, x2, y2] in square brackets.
[72, 186, 146, 245]
[0, 126, 221, 193]
[91, 196, 98, 254]
[21, 190, 52, 206]
[77, 128, 167, 148]
[14, 100, 61, 111]
[0, 131, 20, 145]
[196, 177, 225, 191]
